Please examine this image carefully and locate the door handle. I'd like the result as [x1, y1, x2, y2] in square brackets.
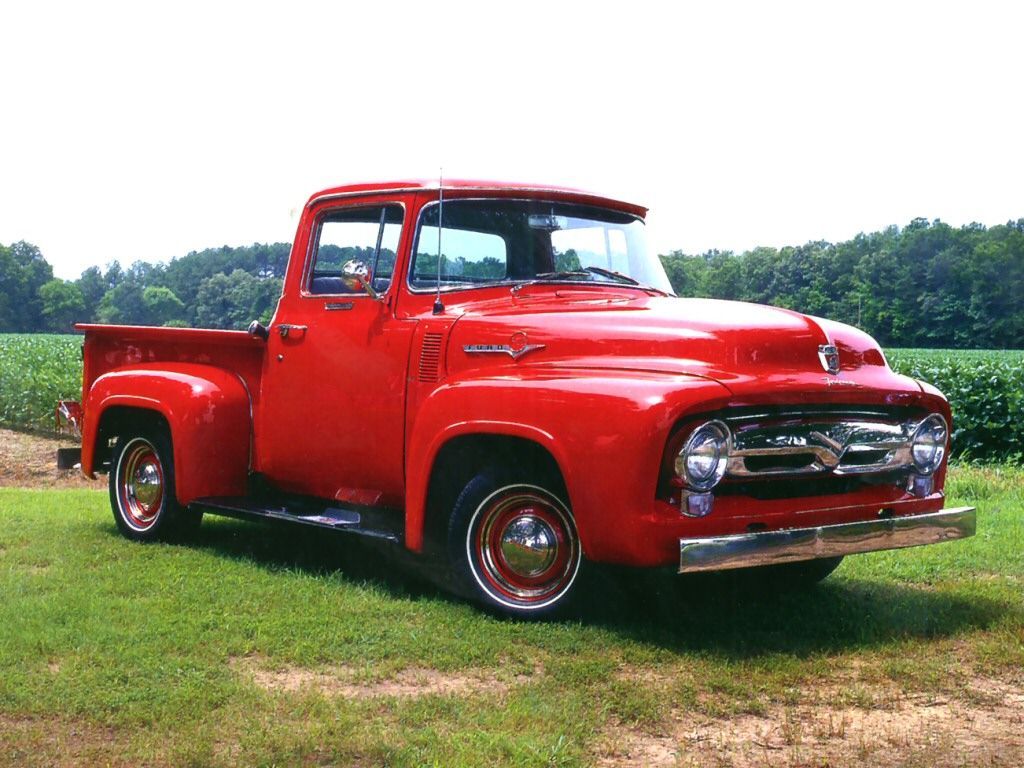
[277, 324, 308, 339]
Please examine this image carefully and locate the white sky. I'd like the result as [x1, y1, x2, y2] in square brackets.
[1, 1, 1021, 280]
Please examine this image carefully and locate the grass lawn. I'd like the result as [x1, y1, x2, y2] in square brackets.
[0, 466, 1022, 767]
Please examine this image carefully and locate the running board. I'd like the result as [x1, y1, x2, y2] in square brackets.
[189, 496, 404, 544]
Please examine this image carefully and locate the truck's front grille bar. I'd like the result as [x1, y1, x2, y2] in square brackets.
[722, 411, 921, 479]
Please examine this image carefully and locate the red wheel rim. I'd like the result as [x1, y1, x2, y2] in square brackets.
[469, 486, 580, 609]
[117, 438, 165, 531]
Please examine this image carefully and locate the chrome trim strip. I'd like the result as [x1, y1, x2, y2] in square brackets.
[725, 409, 895, 423]
[678, 506, 976, 573]
[463, 343, 546, 360]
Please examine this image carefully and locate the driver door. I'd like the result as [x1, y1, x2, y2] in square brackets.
[258, 201, 414, 508]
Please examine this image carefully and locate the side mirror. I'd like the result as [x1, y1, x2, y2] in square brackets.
[247, 320, 269, 340]
[341, 259, 382, 301]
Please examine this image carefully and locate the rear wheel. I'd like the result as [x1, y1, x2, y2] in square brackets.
[448, 472, 582, 618]
[109, 426, 200, 542]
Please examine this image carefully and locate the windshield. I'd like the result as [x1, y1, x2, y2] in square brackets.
[409, 199, 674, 295]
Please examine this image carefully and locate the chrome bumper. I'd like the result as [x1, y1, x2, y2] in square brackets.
[678, 506, 976, 573]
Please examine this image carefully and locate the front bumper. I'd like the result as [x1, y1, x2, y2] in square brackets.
[678, 506, 975, 573]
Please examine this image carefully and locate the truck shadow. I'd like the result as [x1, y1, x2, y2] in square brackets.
[181, 518, 1008, 658]
[573, 567, 1009, 658]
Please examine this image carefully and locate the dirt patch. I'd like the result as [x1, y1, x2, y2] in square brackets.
[0, 428, 99, 490]
[596, 727, 679, 768]
[0, 714, 131, 768]
[232, 655, 538, 700]
[596, 676, 1024, 767]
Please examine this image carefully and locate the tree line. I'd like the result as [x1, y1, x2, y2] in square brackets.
[2, 216, 1022, 347]
[0, 241, 288, 332]
[662, 217, 1024, 348]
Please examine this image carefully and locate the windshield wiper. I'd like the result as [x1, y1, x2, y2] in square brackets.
[583, 266, 672, 294]
[524, 266, 669, 295]
[582, 266, 639, 285]
[535, 267, 639, 285]
[534, 270, 591, 280]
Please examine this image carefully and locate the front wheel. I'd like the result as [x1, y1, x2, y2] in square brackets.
[109, 427, 200, 542]
[448, 473, 582, 618]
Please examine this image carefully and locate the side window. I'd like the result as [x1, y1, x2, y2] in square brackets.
[308, 205, 403, 295]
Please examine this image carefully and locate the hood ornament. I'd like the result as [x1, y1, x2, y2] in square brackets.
[818, 344, 840, 375]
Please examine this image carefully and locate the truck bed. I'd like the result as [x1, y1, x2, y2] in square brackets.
[76, 324, 266, 407]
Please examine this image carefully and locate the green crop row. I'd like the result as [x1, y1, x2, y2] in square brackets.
[0, 333, 82, 433]
[0, 334, 1021, 462]
[887, 348, 1024, 462]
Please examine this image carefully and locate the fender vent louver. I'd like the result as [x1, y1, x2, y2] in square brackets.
[418, 333, 443, 382]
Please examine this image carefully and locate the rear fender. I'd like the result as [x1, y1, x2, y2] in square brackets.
[82, 364, 252, 504]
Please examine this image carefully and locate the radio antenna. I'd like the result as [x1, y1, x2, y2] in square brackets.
[432, 168, 444, 315]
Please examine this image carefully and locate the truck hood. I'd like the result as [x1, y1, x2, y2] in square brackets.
[445, 290, 919, 400]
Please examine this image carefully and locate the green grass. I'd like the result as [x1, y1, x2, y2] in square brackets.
[1, 466, 1022, 766]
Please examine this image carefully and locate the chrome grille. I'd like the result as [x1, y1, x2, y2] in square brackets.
[722, 410, 920, 479]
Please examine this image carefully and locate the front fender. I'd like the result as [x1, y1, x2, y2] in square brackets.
[82, 364, 252, 504]
[404, 368, 731, 557]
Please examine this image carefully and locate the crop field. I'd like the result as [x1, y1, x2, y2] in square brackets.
[886, 348, 1024, 461]
[0, 334, 81, 433]
[0, 461, 1022, 767]
[2, 334, 1021, 459]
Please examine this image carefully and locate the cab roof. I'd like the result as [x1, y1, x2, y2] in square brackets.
[305, 179, 648, 218]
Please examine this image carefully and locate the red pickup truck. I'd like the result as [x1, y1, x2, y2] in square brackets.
[58, 179, 975, 617]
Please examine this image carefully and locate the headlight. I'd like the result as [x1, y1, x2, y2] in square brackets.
[911, 414, 948, 475]
[675, 420, 730, 491]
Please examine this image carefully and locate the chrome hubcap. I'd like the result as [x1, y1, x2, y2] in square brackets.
[499, 516, 557, 577]
[117, 438, 164, 531]
[470, 485, 581, 609]
[132, 461, 162, 509]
